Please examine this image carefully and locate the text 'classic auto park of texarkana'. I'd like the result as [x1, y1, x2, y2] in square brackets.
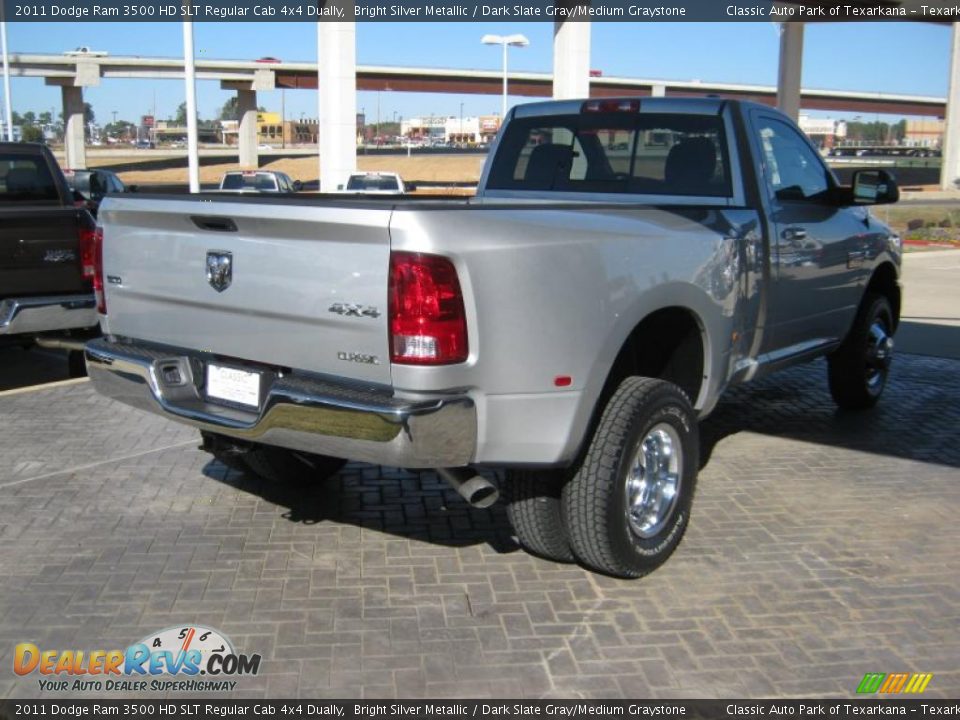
[1, 3, 960, 711]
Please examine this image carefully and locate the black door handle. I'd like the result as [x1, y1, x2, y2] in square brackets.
[191, 216, 238, 232]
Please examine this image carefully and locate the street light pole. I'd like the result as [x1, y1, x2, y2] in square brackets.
[1, 16, 13, 142]
[182, 20, 199, 193]
[481, 33, 529, 121]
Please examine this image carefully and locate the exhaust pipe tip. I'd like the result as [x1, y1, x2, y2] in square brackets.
[436, 468, 499, 509]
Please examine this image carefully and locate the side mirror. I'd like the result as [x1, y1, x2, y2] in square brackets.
[851, 169, 899, 205]
[293, 180, 303, 191]
[127, 184, 139, 193]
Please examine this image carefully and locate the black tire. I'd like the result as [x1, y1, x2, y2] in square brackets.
[503, 470, 574, 562]
[242, 444, 347, 484]
[828, 293, 894, 410]
[562, 377, 699, 579]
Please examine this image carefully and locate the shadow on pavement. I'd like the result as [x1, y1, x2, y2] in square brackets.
[203, 459, 519, 554]
[700, 353, 960, 471]
[0, 346, 75, 392]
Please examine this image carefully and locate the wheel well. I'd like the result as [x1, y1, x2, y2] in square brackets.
[867, 262, 901, 330]
[603, 308, 706, 408]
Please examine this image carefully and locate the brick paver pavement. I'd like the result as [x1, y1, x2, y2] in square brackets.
[0, 355, 958, 700]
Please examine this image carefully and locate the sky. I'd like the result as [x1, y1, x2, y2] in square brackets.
[1, 21, 953, 126]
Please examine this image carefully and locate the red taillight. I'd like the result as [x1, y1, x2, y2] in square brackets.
[389, 251, 468, 365]
[582, 99, 640, 113]
[78, 226, 96, 281]
[92, 226, 106, 314]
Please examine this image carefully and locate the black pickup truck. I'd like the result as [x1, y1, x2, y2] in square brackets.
[0, 143, 99, 372]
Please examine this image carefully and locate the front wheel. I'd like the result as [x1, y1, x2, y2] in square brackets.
[828, 293, 894, 410]
[562, 377, 699, 579]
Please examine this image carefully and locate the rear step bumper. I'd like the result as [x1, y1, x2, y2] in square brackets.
[85, 338, 476, 468]
[0, 294, 97, 336]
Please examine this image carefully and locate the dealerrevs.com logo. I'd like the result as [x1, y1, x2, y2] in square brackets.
[14, 625, 261, 693]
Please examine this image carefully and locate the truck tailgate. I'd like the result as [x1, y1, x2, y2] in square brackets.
[0, 206, 88, 296]
[99, 196, 394, 385]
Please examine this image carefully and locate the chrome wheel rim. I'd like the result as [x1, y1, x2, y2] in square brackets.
[625, 423, 682, 539]
[865, 319, 893, 394]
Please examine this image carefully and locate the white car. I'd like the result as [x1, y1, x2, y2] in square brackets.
[64, 46, 108, 57]
[336, 172, 411, 195]
[218, 170, 301, 194]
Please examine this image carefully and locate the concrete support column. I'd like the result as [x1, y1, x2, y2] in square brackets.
[651, 84, 666, 98]
[776, 22, 804, 121]
[318, 15, 357, 191]
[61, 85, 85, 170]
[552, 17, 591, 100]
[237, 89, 258, 169]
[940, 23, 960, 190]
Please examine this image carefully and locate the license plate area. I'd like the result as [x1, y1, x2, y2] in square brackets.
[205, 363, 262, 410]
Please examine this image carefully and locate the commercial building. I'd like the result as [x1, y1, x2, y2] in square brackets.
[400, 115, 502, 144]
[904, 118, 945, 148]
[220, 112, 320, 147]
[798, 115, 847, 149]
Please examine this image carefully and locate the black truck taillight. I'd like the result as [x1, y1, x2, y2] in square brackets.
[389, 251, 468, 365]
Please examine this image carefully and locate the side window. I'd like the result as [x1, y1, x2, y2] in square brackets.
[756, 117, 831, 201]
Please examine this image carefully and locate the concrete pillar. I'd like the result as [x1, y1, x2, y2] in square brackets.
[237, 89, 257, 169]
[651, 84, 666, 98]
[61, 85, 85, 170]
[318, 15, 357, 191]
[552, 17, 591, 100]
[940, 23, 960, 190]
[775, 22, 804, 121]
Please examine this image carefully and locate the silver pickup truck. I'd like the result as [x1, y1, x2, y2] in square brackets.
[86, 98, 901, 578]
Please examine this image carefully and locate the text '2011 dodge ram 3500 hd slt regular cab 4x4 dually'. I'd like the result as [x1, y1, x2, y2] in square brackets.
[86, 98, 902, 578]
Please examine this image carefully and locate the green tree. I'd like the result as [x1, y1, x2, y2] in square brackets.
[219, 96, 239, 121]
[39, 111, 53, 125]
[83, 103, 95, 125]
[219, 97, 266, 122]
[21, 125, 44, 143]
[22, 111, 37, 126]
[175, 102, 188, 125]
[104, 120, 135, 140]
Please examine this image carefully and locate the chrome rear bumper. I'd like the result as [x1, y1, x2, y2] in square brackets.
[85, 338, 477, 468]
[0, 295, 97, 336]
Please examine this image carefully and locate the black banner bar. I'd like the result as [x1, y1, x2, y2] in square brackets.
[3, 700, 960, 720]
[2, 0, 956, 22]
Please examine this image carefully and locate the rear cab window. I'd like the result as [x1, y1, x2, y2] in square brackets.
[0, 153, 61, 204]
[485, 105, 734, 201]
[346, 175, 400, 191]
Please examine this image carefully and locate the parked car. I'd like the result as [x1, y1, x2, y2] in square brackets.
[337, 171, 412, 194]
[0, 143, 99, 374]
[219, 170, 301, 194]
[62, 168, 136, 217]
[86, 98, 902, 578]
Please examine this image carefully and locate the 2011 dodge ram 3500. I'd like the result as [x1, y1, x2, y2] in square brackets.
[85, 98, 901, 578]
